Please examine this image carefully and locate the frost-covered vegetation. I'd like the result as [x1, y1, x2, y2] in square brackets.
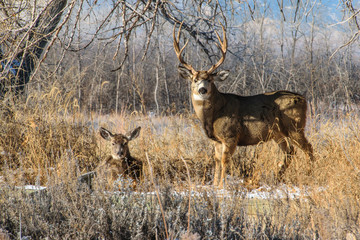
[0, 90, 359, 239]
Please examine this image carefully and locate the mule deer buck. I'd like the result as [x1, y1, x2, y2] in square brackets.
[173, 22, 314, 187]
[80, 126, 142, 190]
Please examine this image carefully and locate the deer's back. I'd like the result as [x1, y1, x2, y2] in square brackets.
[213, 90, 307, 145]
[222, 90, 306, 121]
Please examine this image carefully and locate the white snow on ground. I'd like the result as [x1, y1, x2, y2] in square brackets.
[191, 184, 322, 200]
[245, 185, 310, 199]
[17, 185, 47, 191]
[15, 183, 324, 200]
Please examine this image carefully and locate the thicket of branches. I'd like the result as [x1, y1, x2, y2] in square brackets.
[1, 0, 360, 114]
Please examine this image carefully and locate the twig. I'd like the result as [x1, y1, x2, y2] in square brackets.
[330, 0, 360, 60]
[329, 31, 360, 61]
[145, 152, 169, 239]
[329, 8, 360, 27]
[181, 157, 192, 235]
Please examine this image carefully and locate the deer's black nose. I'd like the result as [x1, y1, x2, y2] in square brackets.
[199, 87, 207, 95]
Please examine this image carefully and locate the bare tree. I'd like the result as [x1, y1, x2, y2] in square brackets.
[331, 0, 360, 58]
[2, 0, 359, 114]
[0, 0, 67, 96]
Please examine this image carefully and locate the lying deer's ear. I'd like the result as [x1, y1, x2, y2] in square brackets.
[99, 127, 113, 141]
[213, 70, 229, 82]
[127, 127, 141, 141]
[178, 66, 193, 80]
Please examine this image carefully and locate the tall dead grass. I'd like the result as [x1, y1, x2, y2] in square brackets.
[0, 88, 359, 239]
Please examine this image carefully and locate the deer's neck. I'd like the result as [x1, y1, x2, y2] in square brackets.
[191, 85, 225, 140]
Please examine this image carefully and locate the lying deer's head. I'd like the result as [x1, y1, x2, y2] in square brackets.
[99, 127, 141, 160]
[174, 22, 229, 100]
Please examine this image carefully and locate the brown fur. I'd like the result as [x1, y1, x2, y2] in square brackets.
[183, 70, 314, 187]
[96, 127, 142, 189]
[96, 154, 142, 186]
[174, 24, 313, 187]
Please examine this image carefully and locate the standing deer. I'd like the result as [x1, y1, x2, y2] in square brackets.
[80, 126, 142, 190]
[173, 23, 314, 187]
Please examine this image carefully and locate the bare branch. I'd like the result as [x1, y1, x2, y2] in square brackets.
[330, 0, 360, 59]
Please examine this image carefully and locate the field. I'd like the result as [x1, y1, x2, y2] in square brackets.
[0, 89, 360, 239]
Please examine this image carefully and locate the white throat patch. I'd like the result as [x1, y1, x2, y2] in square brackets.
[192, 93, 209, 101]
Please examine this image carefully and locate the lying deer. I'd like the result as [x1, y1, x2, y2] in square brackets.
[173, 22, 314, 187]
[80, 126, 142, 190]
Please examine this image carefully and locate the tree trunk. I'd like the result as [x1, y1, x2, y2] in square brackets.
[1, 0, 67, 96]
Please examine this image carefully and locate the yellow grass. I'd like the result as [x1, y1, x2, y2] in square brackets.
[0, 88, 359, 238]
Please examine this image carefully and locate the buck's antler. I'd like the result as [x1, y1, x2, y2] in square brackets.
[207, 23, 227, 74]
[173, 22, 197, 74]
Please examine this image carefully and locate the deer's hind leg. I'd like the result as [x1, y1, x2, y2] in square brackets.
[275, 135, 295, 181]
[290, 131, 314, 162]
[289, 131, 314, 175]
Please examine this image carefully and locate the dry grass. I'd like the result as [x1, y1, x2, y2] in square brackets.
[0, 88, 360, 239]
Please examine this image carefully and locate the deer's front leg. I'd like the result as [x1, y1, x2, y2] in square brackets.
[213, 141, 223, 186]
[218, 141, 237, 188]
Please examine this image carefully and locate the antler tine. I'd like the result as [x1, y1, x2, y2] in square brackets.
[207, 23, 227, 74]
[173, 22, 197, 74]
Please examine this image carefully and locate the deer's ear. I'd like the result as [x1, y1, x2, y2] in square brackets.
[177, 66, 193, 80]
[99, 127, 113, 141]
[127, 127, 141, 141]
[213, 70, 229, 82]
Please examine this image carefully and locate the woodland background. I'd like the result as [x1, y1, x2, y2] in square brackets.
[1, 0, 360, 114]
[1, 1, 360, 239]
